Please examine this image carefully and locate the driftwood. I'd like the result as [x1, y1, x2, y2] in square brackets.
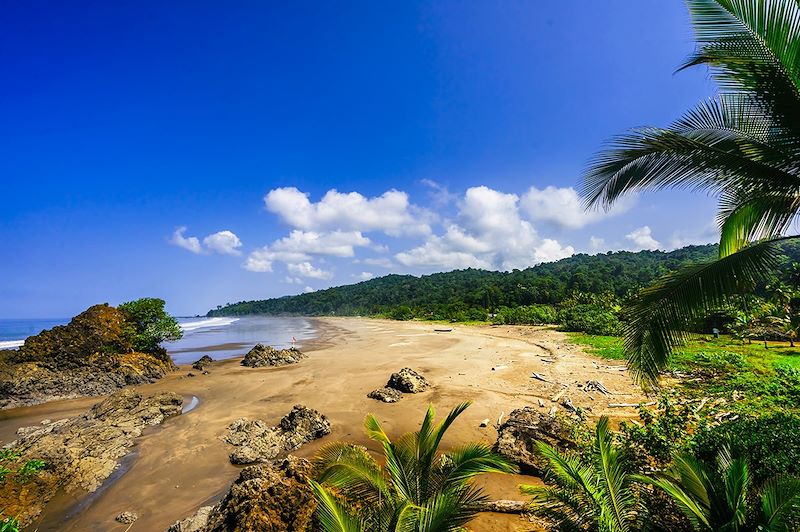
[531, 372, 549, 382]
[478, 500, 528, 514]
[608, 401, 656, 408]
[561, 396, 579, 414]
[585, 380, 610, 395]
[550, 387, 568, 402]
[537, 398, 545, 408]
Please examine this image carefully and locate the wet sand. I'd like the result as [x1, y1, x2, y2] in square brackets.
[2, 318, 646, 531]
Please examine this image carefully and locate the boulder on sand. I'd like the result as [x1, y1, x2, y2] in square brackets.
[191, 355, 214, 371]
[387, 367, 429, 393]
[167, 456, 316, 532]
[367, 387, 403, 403]
[241, 344, 306, 368]
[0, 389, 182, 527]
[223, 405, 330, 464]
[494, 406, 578, 475]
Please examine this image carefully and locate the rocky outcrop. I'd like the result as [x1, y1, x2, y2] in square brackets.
[387, 367, 429, 393]
[241, 344, 306, 368]
[0, 389, 182, 526]
[223, 405, 330, 464]
[367, 387, 403, 403]
[192, 355, 214, 371]
[0, 304, 176, 409]
[167, 457, 316, 532]
[494, 407, 578, 475]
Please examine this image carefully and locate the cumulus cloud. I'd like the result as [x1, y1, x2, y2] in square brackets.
[303, 286, 315, 293]
[172, 227, 242, 256]
[589, 236, 607, 252]
[668, 219, 718, 250]
[357, 271, 374, 281]
[420, 179, 458, 207]
[171, 227, 203, 254]
[520, 186, 634, 229]
[626, 226, 661, 250]
[287, 261, 333, 280]
[362, 257, 394, 268]
[270, 230, 370, 258]
[203, 230, 242, 256]
[396, 186, 574, 271]
[264, 187, 431, 236]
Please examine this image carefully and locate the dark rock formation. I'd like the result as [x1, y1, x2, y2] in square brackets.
[167, 457, 316, 532]
[494, 407, 578, 475]
[367, 387, 403, 403]
[0, 304, 176, 409]
[387, 367, 430, 393]
[191, 355, 214, 371]
[116, 511, 138, 524]
[223, 405, 330, 464]
[241, 344, 306, 368]
[0, 389, 182, 526]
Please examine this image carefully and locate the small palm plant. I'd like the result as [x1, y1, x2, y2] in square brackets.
[520, 416, 646, 531]
[644, 447, 800, 531]
[309, 402, 517, 531]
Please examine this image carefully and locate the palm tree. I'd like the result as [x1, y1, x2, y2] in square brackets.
[309, 402, 517, 532]
[520, 416, 646, 531]
[643, 447, 800, 531]
[581, 0, 800, 387]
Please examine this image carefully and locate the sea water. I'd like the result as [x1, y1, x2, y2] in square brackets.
[0, 316, 317, 364]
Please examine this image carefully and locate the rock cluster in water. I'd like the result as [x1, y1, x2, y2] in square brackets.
[494, 406, 578, 475]
[167, 456, 317, 532]
[0, 304, 176, 409]
[240, 344, 306, 368]
[223, 405, 330, 464]
[368, 367, 430, 402]
[0, 389, 182, 526]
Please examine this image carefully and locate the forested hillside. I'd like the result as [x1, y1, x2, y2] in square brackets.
[209, 244, 791, 318]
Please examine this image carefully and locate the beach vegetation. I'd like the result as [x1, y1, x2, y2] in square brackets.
[581, 0, 800, 387]
[119, 297, 182, 353]
[310, 402, 516, 531]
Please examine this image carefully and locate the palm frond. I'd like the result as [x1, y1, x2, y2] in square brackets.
[313, 442, 391, 503]
[760, 475, 800, 529]
[594, 417, 637, 532]
[310, 480, 364, 532]
[718, 191, 800, 257]
[441, 442, 517, 486]
[621, 238, 783, 387]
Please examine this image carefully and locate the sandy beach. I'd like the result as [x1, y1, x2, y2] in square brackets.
[1, 318, 646, 531]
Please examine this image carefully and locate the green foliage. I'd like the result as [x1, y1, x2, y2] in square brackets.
[311, 402, 516, 531]
[619, 397, 696, 473]
[521, 416, 647, 530]
[557, 303, 621, 336]
[643, 447, 800, 531]
[208, 245, 723, 318]
[15, 459, 45, 482]
[0, 516, 19, 532]
[693, 414, 800, 486]
[492, 304, 556, 325]
[118, 297, 182, 353]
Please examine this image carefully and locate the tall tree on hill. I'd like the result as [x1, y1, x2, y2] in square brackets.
[582, 0, 800, 387]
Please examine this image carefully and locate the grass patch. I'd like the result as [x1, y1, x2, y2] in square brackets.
[569, 332, 800, 416]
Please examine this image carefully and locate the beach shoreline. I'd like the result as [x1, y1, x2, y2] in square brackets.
[3, 317, 645, 532]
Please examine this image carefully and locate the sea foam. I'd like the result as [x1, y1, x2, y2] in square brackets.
[0, 340, 25, 350]
[179, 317, 239, 332]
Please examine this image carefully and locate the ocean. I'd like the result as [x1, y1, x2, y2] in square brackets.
[0, 316, 317, 364]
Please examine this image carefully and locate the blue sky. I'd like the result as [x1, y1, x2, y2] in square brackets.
[1, 1, 720, 318]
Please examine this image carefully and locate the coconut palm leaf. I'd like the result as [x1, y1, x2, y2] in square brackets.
[621, 238, 782, 387]
[760, 476, 800, 530]
[313, 403, 514, 531]
[310, 480, 364, 532]
[522, 416, 644, 531]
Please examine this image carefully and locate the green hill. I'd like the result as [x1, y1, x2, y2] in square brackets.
[209, 244, 745, 318]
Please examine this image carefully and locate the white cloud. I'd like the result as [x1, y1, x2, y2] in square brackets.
[520, 186, 634, 229]
[243, 249, 275, 272]
[285, 276, 303, 284]
[171, 227, 203, 254]
[668, 219, 718, 250]
[589, 236, 607, 252]
[264, 187, 431, 236]
[287, 261, 333, 280]
[396, 186, 574, 271]
[172, 227, 243, 256]
[303, 286, 315, 293]
[203, 230, 242, 256]
[271, 230, 370, 258]
[357, 271, 374, 281]
[626, 226, 661, 250]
